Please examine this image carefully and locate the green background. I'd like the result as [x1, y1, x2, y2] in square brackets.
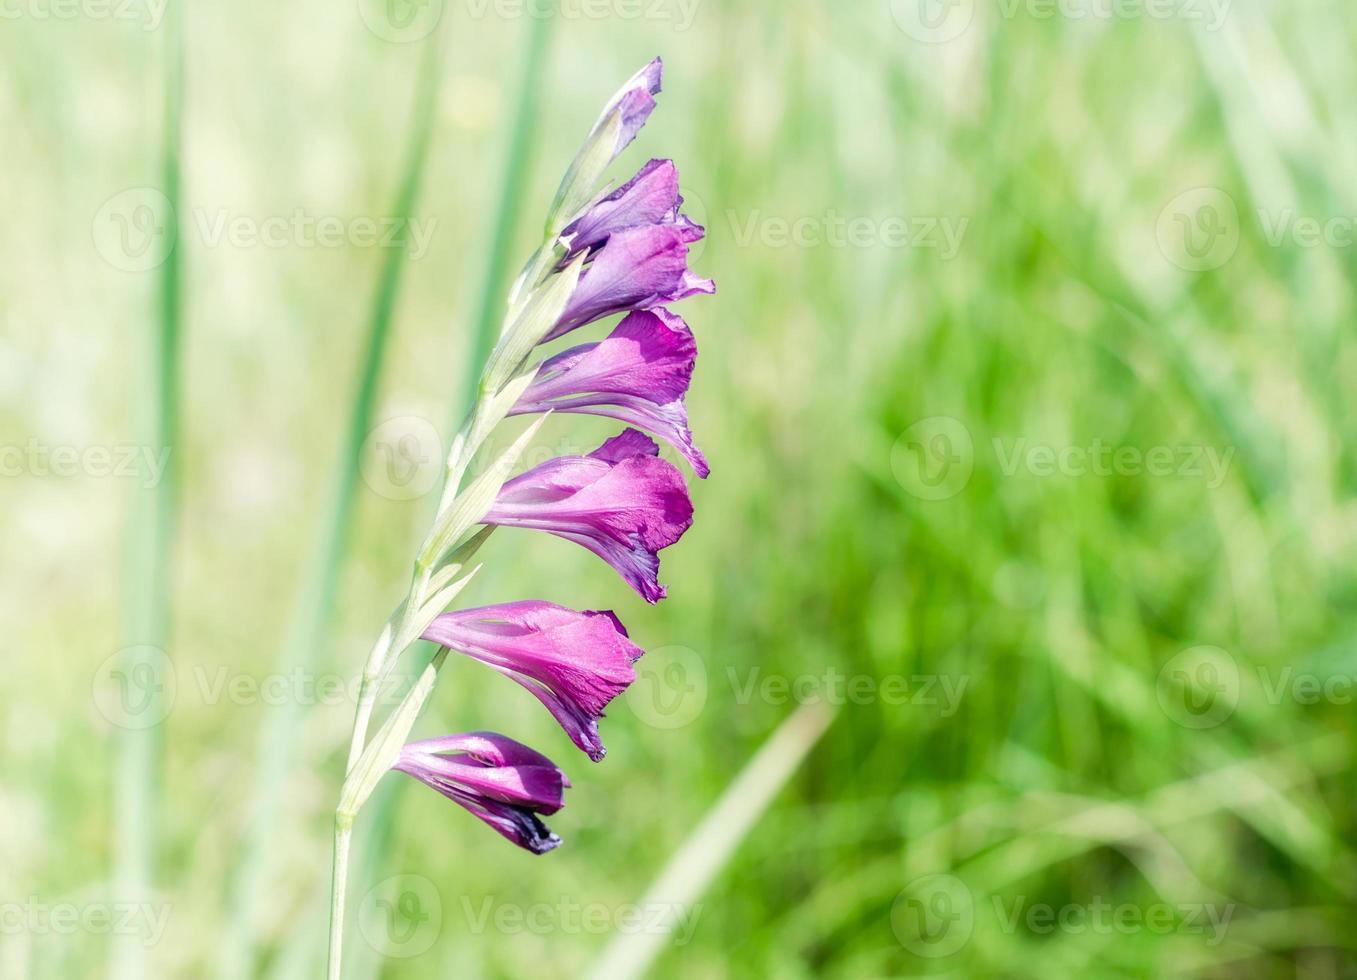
[3, 0, 1355, 976]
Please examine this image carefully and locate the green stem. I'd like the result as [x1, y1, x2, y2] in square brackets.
[111, 10, 181, 980]
[218, 31, 445, 980]
[338, 21, 555, 980]
[327, 812, 354, 980]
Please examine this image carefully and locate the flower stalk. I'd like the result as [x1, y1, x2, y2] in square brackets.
[327, 57, 712, 978]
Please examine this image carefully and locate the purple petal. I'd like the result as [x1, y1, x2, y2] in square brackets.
[608, 57, 663, 157]
[482, 430, 695, 603]
[422, 602, 644, 760]
[561, 160, 704, 256]
[546, 226, 715, 343]
[394, 732, 569, 854]
[511, 310, 709, 477]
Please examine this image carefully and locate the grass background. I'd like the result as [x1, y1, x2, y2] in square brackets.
[3, 0, 1357, 976]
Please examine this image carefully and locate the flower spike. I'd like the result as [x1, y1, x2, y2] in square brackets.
[332, 58, 716, 979]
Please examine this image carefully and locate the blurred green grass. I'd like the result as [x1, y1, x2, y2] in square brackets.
[3, 1, 1357, 977]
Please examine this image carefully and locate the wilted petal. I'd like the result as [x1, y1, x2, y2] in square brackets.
[511, 309, 709, 477]
[482, 430, 694, 602]
[422, 601, 644, 760]
[546, 225, 715, 343]
[393, 732, 570, 854]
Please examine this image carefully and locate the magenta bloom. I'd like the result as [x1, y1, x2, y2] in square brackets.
[422, 601, 644, 761]
[599, 57, 663, 163]
[562, 159, 703, 257]
[393, 732, 569, 854]
[545, 225, 715, 343]
[510, 309, 709, 478]
[481, 429, 694, 602]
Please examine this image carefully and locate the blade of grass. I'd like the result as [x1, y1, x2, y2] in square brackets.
[216, 30, 446, 980]
[586, 702, 836, 980]
[109, 8, 182, 979]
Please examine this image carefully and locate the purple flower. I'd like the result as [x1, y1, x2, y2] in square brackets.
[481, 429, 694, 602]
[422, 601, 644, 761]
[597, 57, 664, 164]
[393, 731, 569, 854]
[561, 159, 704, 257]
[545, 225, 715, 344]
[510, 309, 709, 478]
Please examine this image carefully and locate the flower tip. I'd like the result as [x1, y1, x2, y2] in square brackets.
[528, 830, 564, 855]
[641, 57, 663, 94]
